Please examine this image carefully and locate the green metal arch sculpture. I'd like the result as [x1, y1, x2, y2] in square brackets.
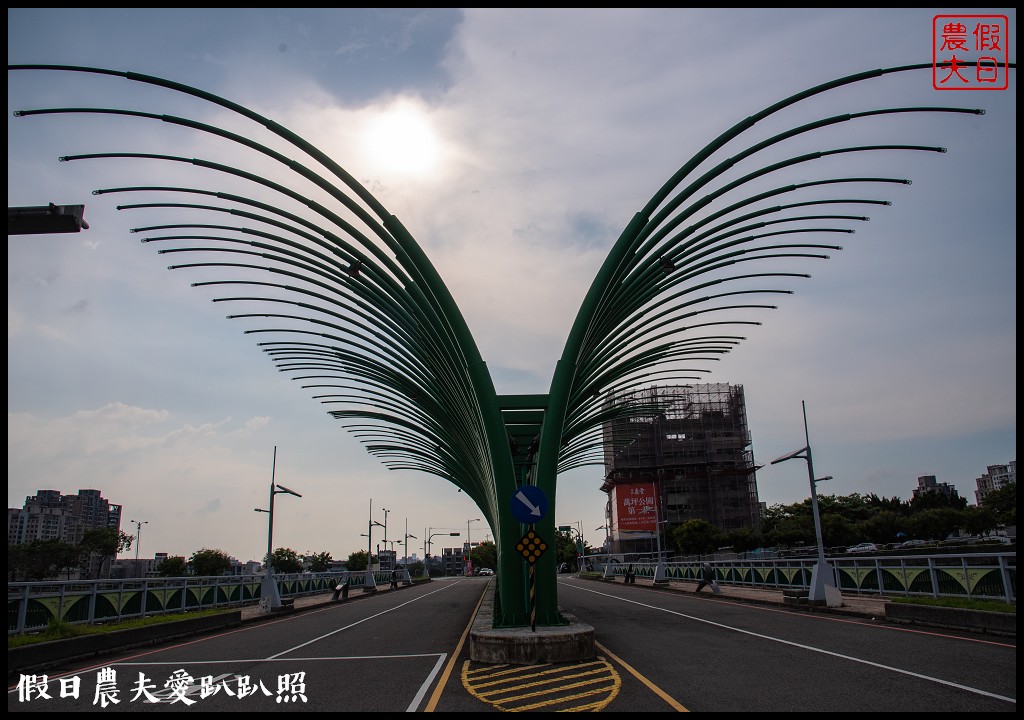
[8, 61, 1014, 627]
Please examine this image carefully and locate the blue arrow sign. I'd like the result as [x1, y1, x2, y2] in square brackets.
[511, 485, 548, 524]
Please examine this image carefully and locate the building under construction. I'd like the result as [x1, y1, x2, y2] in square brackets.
[600, 383, 761, 557]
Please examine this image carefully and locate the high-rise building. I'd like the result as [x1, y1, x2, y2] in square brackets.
[974, 461, 1016, 505]
[8, 488, 122, 546]
[600, 383, 760, 557]
[911, 475, 961, 503]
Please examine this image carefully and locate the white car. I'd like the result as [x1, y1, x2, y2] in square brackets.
[846, 543, 878, 554]
[478, 568, 494, 576]
[898, 539, 928, 549]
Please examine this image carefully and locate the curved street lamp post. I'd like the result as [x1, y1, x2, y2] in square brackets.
[769, 401, 841, 607]
[403, 519, 417, 585]
[259, 446, 302, 610]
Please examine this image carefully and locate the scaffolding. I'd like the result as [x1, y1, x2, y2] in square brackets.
[600, 384, 761, 555]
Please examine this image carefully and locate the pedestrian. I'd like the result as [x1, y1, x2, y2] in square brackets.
[695, 562, 719, 593]
[333, 576, 350, 601]
[625, 564, 635, 584]
[390, 569, 399, 589]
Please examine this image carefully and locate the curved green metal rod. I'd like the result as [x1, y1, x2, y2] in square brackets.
[590, 283, 798, 367]
[139, 221, 404, 304]
[581, 177, 908, 358]
[92, 175, 485, 426]
[115, 196, 479, 434]
[573, 240, 841, 392]
[599, 144, 938, 320]
[289, 345, 473, 425]
[578, 305, 777, 390]
[106, 186, 411, 284]
[246, 328, 490, 481]
[13, 72, 512, 545]
[565, 366, 724, 440]
[271, 350, 486, 474]
[156, 243, 433, 374]
[138, 208, 485, 434]
[567, 339, 744, 412]
[626, 106, 979, 264]
[16, 66, 512, 574]
[545, 129, 938, 496]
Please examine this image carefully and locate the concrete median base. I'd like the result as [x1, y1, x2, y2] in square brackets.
[469, 581, 594, 665]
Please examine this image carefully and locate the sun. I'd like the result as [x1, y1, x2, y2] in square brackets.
[359, 100, 441, 179]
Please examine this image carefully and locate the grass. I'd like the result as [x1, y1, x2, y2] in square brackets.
[9, 608, 232, 649]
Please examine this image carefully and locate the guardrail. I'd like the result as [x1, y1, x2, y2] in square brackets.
[601, 551, 1016, 604]
[7, 570, 397, 635]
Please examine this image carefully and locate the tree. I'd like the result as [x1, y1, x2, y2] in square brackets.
[306, 551, 333, 573]
[910, 491, 968, 512]
[156, 556, 188, 577]
[859, 511, 904, 546]
[470, 540, 497, 573]
[906, 508, 965, 542]
[554, 531, 579, 569]
[722, 528, 763, 553]
[960, 506, 999, 537]
[671, 519, 721, 557]
[346, 550, 370, 572]
[979, 482, 1016, 527]
[270, 547, 303, 574]
[79, 527, 133, 579]
[9, 539, 80, 581]
[190, 548, 231, 576]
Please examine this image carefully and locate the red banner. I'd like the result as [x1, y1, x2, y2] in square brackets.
[614, 482, 658, 532]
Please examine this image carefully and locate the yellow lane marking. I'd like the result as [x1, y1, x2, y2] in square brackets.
[595, 640, 688, 712]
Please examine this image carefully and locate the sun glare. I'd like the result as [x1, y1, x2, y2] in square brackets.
[360, 101, 440, 179]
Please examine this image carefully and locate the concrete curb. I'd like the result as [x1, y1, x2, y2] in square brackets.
[9, 611, 242, 675]
[884, 603, 1016, 637]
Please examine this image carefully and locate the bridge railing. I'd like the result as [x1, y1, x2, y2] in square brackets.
[7, 571, 358, 635]
[598, 552, 1016, 604]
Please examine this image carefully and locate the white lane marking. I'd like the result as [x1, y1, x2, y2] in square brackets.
[408, 653, 448, 713]
[268, 581, 459, 659]
[561, 581, 1015, 704]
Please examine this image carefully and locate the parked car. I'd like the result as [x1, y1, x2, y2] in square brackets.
[898, 539, 928, 549]
[846, 542, 878, 554]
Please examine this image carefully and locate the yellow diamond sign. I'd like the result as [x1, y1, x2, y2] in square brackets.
[515, 531, 548, 564]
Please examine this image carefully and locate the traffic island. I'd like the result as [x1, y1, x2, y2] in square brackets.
[469, 581, 594, 665]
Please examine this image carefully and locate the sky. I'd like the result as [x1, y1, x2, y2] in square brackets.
[8, 9, 1016, 564]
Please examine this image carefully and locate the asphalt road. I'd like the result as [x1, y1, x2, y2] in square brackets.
[8, 576, 1016, 712]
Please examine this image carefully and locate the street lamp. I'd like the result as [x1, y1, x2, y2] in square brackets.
[425, 529, 460, 578]
[769, 401, 841, 607]
[260, 446, 302, 610]
[403, 519, 417, 585]
[381, 507, 391, 571]
[466, 518, 481, 576]
[130, 519, 148, 577]
[364, 498, 385, 592]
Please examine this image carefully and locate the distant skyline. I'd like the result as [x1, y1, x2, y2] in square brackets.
[8, 9, 1016, 563]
